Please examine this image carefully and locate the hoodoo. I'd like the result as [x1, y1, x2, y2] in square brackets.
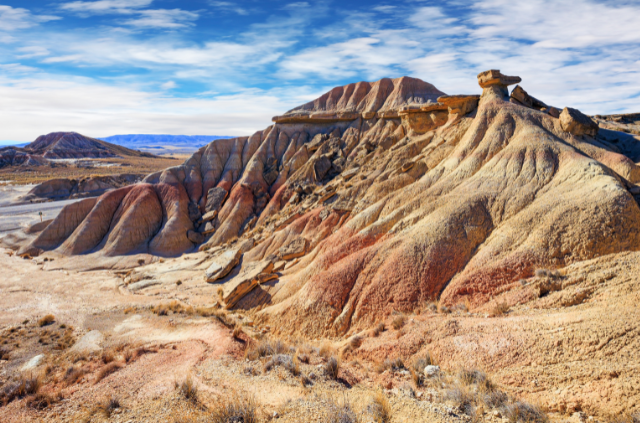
[7, 71, 640, 335]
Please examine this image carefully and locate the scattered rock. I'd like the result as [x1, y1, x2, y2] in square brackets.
[560, 107, 599, 137]
[21, 354, 44, 371]
[70, 330, 104, 353]
[279, 237, 308, 260]
[424, 365, 441, 378]
[206, 248, 242, 282]
[205, 187, 228, 213]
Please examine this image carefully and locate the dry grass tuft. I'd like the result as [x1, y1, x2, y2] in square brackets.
[64, 366, 86, 386]
[325, 356, 340, 380]
[318, 341, 335, 358]
[367, 390, 391, 423]
[323, 395, 361, 423]
[207, 391, 259, 423]
[95, 362, 123, 384]
[370, 323, 385, 337]
[96, 396, 121, 418]
[457, 368, 495, 392]
[263, 354, 300, 376]
[502, 401, 549, 423]
[176, 375, 199, 403]
[245, 338, 289, 361]
[1, 374, 41, 406]
[26, 391, 63, 410]
[391, 315, 406, 330]
[409, 353, 433, 386]
[153, 300, 194, 316]
[38, 314, 55, 327]
[232, 325, 244, 340]
[490, 301, 510, 317]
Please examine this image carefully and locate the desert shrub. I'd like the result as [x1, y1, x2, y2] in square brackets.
[409, 353, 433, 386]
[370, 323, 385, 337]
[176, 375, 198, 402]
[458, 368, 495, 391]
[207, 392, 259, 423]
[375, 358, 403, 374]
[502, 401, 549, 423]
[534, 269, 560, 279]
[245, 338, 288, 361]
[96, 396, 121, 418]
[0, 347, 10, 360]
[263, 354, 299, 376]
[26, 391, 63, 410]
[300, 374, 312, 387]
[446, 385, 476, 415]
[153, 300, 194, 316]
[366, 390, 391, 423]
[325, 356, 340, 380]
[319, 341, 335, 358]
[95, 362, 123, 384]
[102, 350, 115, 364]
[391, 316, 406, 330]
[1, 374, 41, 405]
[482, 389, 509, 409]
[491, 302, 510, 317]
[439, 304, 451, 314]
[64, 366, 86, 385]
[296, 349, 310, 364]
[38, 314, 55, 327]
[323, 395, 360, 423]
[348, 335, 362, 349]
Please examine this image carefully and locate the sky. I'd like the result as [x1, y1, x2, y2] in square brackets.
[1, 0, 639, 143]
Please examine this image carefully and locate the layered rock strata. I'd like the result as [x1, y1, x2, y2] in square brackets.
[10, 71, 640, 336]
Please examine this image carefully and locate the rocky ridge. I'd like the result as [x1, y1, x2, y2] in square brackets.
[0, 132, 155, 168]
[6, 70, 640, 337]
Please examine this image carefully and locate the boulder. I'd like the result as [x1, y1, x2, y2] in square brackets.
[206, 248, 242, 282]
[510, 85, 549, 111]
[560, 107, 599, 137]
[314, 155, 333, 180]
[70, 330, 104, 353]
[21, 354, 44, 371]
[202, 210, 217, 222]
[279, 237, 308, 260]
[205, 187, 228, 213]
[220, 259, 274, 309]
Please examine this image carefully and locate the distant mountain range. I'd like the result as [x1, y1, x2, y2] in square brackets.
[99, 134, 235, 153]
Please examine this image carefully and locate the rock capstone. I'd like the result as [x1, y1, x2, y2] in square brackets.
[560, 107, 599, 137]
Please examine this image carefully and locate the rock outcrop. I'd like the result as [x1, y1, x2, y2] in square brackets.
[17, 174, 142, 203]
[10, 71, 640, 336]
[560, 107, 599, 137]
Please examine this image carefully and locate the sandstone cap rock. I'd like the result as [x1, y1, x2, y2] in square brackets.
[437, 95, 481, 115]
[477, 69, 521, 88]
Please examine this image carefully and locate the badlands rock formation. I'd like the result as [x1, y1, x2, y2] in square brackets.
[10, 71, 640, 335]
[0, 132, 155, 168]
[17, 174, 143, 203]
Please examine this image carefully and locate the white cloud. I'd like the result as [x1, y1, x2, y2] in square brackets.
[0, 74, 320, 141]
[123, 9, 199, 29]
[209, 1, 250, 15]
[0, 5, 60, 31]
[60, 0, 153, 15]
[161, 80, 176, 90]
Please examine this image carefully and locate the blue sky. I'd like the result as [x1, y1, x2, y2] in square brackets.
[1, 0, 639, 142]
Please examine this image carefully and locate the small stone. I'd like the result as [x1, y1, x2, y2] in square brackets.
[21, 354, 44, 371]
[187, 230, 204, 244]
[424, 365, 441, 378]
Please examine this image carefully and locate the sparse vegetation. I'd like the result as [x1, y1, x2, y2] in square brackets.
[207, 392, 259, 423]
[491, 301, 510, 317]
[64, 366, 86, 386]
[323, 395, 361, 423]
[502, 401, 549, 423]
[96, 396, 121, 418]
[370, 323, 385, 337]
[263, 354, 300, 376]
[391, 315, 406, 330]
[26, 391, 63, 410]
[367, 390, 391, 423]
[409, 353, 433, 386]
[232, 325, 243, 340]
[176, 375, 198, 403]
[38, 314, 55, 327]
[325, 356, 340, 380]
[0, 374, 41, 406]
[153, 300, 194, 316]
[95, 362, 123, 384]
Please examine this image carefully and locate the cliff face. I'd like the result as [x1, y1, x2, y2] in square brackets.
[0, 132, 155, 168]
[16, 72, 640, 334]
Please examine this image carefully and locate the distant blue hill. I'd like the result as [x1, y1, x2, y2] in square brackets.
[98, 134, 236, 154]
